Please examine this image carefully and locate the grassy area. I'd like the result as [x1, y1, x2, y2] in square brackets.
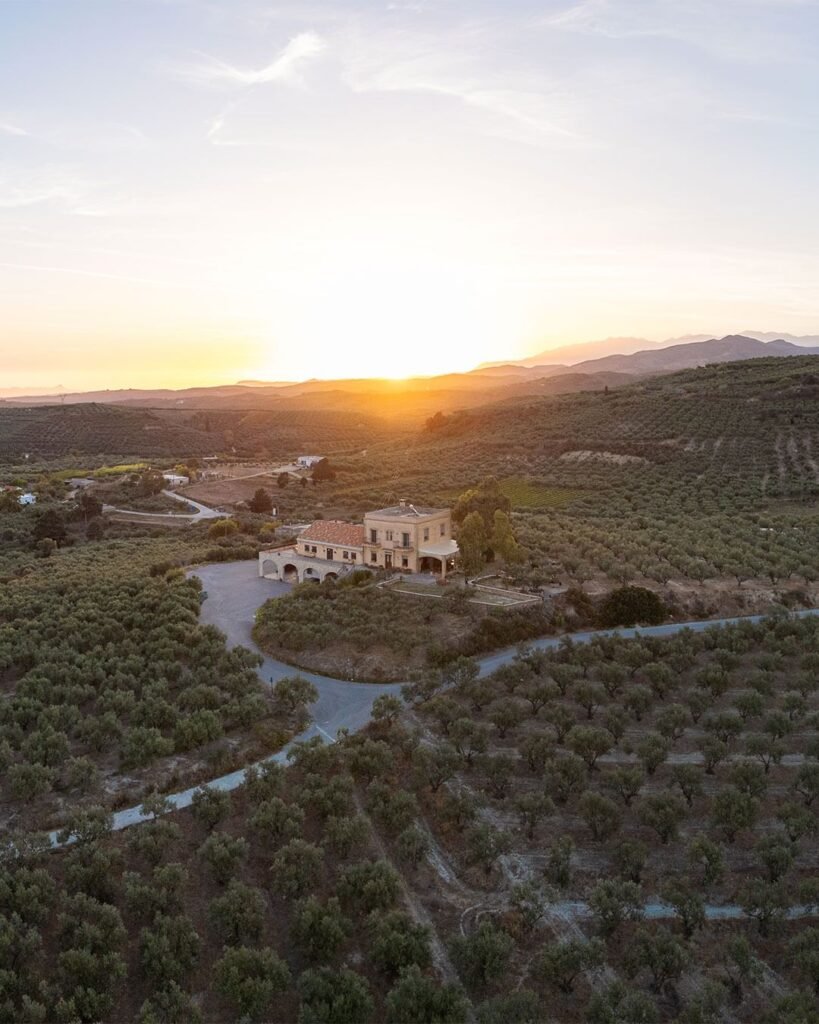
[496, 477, 583, 509]
[438, 477, 583, 511]
[94, 461, 149, 476]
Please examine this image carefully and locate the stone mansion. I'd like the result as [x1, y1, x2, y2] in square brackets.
[258, 502, 459, 584]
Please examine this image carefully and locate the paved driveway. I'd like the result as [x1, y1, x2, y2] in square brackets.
[104, 490, 225, 524]
[192, 561, 402, 740]
[48, 562, 819, 846]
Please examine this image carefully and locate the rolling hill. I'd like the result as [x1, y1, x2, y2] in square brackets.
[0, 404, 402, 462]
[1, 370, 633, 423]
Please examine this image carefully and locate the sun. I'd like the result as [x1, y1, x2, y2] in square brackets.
[252, 246, 512, 382]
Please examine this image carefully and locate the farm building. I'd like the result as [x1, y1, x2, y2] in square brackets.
[259, 501, 458, 583]
[163, 473, 190, 487]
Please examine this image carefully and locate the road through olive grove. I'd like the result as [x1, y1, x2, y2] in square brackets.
[47, 557, 819, 924]
[103, 488, 225, 522]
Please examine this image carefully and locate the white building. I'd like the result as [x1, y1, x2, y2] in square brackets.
[297, 455, 324, 468]
[163, 473, 190, 488]
[18, 493, 37, 506]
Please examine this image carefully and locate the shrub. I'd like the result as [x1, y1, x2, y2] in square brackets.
[597, 587, 666, 628]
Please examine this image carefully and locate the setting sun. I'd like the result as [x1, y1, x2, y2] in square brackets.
[253, 250, 515, 381]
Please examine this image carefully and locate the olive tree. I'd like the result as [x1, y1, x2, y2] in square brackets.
[450, 920, 514, 989]
[214, 946, 290, 1021]
[588, 880, 644, 937]
[208, 881, 266, 945]
[297, 966, 373, 1024]
[638, 793, 687, 845]
[535, 938, 605, 994]
[270, 839, 323, 900]
[624, 927, 688, 994]
[369, 911, 432, 977]
[385, 966, 468, 1024]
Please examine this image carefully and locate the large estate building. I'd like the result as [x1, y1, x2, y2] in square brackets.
[259, 501, 458, 584]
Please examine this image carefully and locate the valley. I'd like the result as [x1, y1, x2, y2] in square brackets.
[0, 352, 818, 1022]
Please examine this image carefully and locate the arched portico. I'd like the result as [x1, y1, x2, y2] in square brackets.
[282, 563, 300, 583]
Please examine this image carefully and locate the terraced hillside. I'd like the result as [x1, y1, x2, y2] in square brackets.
[0, 404, 217, 461]
[316, 357, 819, 602]
[399, 356, 819, 496]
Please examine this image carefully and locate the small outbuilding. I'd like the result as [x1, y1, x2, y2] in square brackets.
[163, 473, 190, 488]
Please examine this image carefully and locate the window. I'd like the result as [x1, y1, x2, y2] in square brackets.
[370, 528, 378, 543]
[440, 522, 446, 536]
[386, 530, 393, 541]
[370, 552, 378, 563]
[402, 557, 409, 568]
[402, 532, 410, 547]
[342, 551, 348, 559]
[351, 553, 357, 561]
[423, 527, 429, 541]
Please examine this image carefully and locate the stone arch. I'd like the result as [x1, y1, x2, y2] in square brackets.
[323, 571, 339, 583]
[282, 563, 299, 583]
[262, 559, 279, 578]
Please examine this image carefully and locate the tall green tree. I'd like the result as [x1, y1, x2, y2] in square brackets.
[490, 510, 522, 564]
[249, 488, 273, 514]
[452, 477, 511, 531]
[458, 511, 488, 577]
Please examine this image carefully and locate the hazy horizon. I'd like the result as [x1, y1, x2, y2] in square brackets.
[5, 328, 819, 398]
[4, 0, 819, 391]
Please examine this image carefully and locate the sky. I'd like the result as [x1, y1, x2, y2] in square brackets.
[3, 0, 819, 390]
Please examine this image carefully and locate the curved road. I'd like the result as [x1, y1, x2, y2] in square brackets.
[49, 560, 819, 844]
[104, 489, 225, 523]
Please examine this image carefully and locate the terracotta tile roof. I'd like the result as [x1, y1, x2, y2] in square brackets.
[300, 520, 365, 548]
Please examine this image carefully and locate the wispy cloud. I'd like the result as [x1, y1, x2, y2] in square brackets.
[542, 0, 809, 62]
[0, 122, 29, 137]
[343, 30, 583, 147]
[0, 168, 104, 213]
[0, 185, 75, 209]
[175, 31, 326, 88]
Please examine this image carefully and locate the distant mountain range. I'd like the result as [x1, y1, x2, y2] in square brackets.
[478, 331, 819, 369]
[472, 334, 819, 380]
[3, 333, 819, 419]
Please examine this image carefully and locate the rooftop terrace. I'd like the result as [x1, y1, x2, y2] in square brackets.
[366, 503, 447, 520]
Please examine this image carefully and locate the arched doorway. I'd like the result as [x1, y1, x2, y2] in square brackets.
[282, 563, 299, 583]
[323, 571, 338, 583]
[262, 559, 278, 578]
